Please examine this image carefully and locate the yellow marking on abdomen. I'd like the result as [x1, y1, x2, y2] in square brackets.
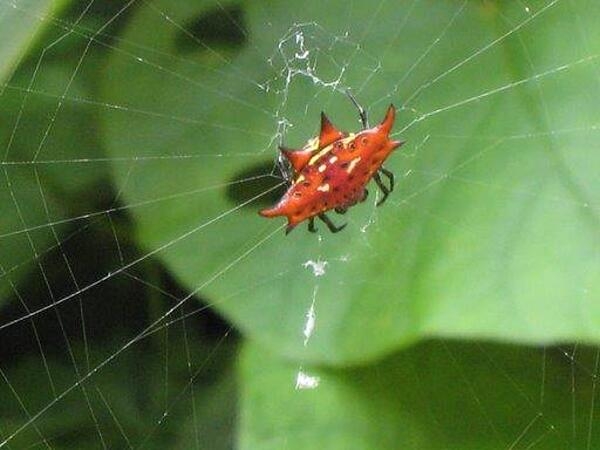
[347, 156, 362, 173]
[317, 183, 330, 192]
[308, 144, 334, 166]
[308, 133, 355, 166]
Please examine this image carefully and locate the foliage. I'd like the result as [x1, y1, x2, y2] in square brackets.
[0, 0, 598, 448]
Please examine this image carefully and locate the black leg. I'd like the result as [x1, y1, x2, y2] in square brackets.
[360, 188, 369, 202]
[318, 213, 347, 233]
[276, 151, 293, 184]
[345, 89, 369, 129]
[334, 206, 347, 214]
[285, 223, 296, 235]
[308, 217, 317, 233]
[379, 166, 394, 193]
[373, 172, 390, 206]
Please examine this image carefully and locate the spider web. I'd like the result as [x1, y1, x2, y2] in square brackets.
[0, 0, 599, 448]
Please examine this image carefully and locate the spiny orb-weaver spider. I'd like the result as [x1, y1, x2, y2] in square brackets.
[260, 93, 404, 234]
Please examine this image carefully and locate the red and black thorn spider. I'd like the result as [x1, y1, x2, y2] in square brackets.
[260, 92, 404, 234]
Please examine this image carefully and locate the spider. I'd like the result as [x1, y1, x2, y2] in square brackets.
[260, 92, 404, 234]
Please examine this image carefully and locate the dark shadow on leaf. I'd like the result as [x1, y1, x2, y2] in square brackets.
[226, 161, 285, 208]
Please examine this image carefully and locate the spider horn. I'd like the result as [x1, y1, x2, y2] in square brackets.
[379, 104, 396, 135]
[319, 111, 344, 148]
[279, 145, 312, 172]
[259, 205, 284, 218]
[390, 140, 404, 150]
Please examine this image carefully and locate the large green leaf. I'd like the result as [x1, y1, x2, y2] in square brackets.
[240, 340, 600, 449]
[102, 0, 600, 365]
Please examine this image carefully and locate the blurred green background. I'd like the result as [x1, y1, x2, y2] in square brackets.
[0, 0, 598, 448]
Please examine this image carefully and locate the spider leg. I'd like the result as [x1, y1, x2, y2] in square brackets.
[308, 217, 317, 233]
[318, 213, 347, 233]
[379, 166, 395, 193]
[334, 206, 347, 215]
[360, 188, 369, 203]
[345, 89, 369, 129]
[276, 150, 294, 184]
[373, 172, 390, 206]
[285, 223, 297, 235]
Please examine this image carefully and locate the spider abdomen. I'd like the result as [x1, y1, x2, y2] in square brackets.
[260, 104, 403, 234]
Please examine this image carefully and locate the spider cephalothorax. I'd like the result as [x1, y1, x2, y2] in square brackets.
[260, 96, 404, 234]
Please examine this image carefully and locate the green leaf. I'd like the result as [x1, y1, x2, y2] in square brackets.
[102, 0, 600, 365]
[0, 4, 111, 303]
[0, 270, 238, 449]
[0, 209, 237, 449]
[0, 339, 238, 449]
[240, 340, 600, 450]
[0, 64, 105, 302]
[0, 0, 60, 84]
